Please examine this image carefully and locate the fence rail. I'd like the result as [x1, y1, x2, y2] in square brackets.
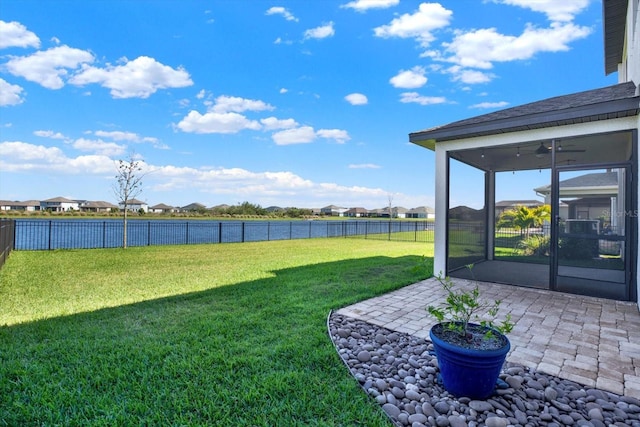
[12, 219, 434, 250]
[0, 218, 16, 268]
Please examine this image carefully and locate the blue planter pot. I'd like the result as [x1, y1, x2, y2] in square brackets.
[430, 323, 510, 399]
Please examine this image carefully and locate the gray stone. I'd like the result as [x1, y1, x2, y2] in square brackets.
[435, 415, 450, 427]
[514, 409, 528, 424]
[469, 400, 493, 412]
[448, 414, 467, 427]
[408, 413, 428, 424]
[588, 407, 604, 420]
[375, 333, 387, 344]
[435, 401, 450, 414]
[357, 350, 371, 362]
[544, 386, 559, 401]
[422, 402, 437, 417]
[382, 403, 400, 418]
[406, 389, 422, 401]
[551, 399, 572, 412]
[558, 414, 575, 425]
[485, 416, 508, 427]
[375, 378, 387, 391]
[505, 375, 523, 389]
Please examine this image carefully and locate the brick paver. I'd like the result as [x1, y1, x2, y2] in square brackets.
[336, 277, 640, 399]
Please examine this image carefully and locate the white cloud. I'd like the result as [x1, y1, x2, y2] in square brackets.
[177, 110, 261, 134]
[442, 22, 592, 70]
[0, 141, 114, 174]
[470, 101, 510, 109]
[211, 95, 275, 113]
[6, 45, 94, 89]
[265, 6, 298, 22]
[272, 126, 316, 145]
[349, 163, 381, 169]
[92, 130, 167, 149]
[93, 130, 142, 141]
[34, 130, 67, 140]
[69, 56, 193, 98]
[72, 138, 127, 157]
[279, 88, 288, 94]
[317, 128, 350, 144]
[399, 92, 446, 105]
[373, 3, 452, 47]
[341, 0, 399, 12]
[345, 93, 368, 105]
[304, 22, 335, 40]
[0, 20, 40, 49]
[495, 0, 590, 22]
[0, 78, 24, 106]
[389, 66, 427, 89]
[448, 66, 494, 84]
[260, 117, 298, 131]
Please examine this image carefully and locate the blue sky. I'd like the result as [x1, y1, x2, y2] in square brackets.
[0, 0, 618, 210]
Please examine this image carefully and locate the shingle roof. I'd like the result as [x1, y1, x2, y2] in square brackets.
[410, 82, 639, 146]
[534, 171, 618, 194]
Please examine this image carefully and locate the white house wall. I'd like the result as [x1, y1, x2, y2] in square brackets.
[620, 0, 640, 85]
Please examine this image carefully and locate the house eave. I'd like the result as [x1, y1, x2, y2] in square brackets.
[409, 96, 640, 146]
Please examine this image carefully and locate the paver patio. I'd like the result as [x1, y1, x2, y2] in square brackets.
[337, 277, 640, 399]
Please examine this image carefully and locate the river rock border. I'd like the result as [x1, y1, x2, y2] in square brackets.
[328, 312, 640, 427]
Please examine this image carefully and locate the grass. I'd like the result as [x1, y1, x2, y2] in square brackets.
[0, 238, 433, 426]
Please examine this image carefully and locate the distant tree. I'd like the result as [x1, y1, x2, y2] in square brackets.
[113, 154, 145, 248]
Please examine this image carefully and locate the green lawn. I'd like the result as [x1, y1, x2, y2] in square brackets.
[0, 239, 433, 426]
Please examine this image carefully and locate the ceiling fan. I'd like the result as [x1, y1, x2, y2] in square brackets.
[534, 140, 585, 158]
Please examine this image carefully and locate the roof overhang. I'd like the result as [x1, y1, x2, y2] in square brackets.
[604, 0, 628, 75]
[409, 82, 640, 150]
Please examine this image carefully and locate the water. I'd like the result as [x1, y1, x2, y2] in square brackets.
[14, 219, 432, 250]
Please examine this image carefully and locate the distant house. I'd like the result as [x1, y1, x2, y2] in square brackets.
[181, 202, 207, 212]
[406, 206, 435, 219]
[320, 205, 347, 216]
[120, 198, 148, 213]
[371, 206, 407, 218]
[345, 207, 369, 217]
[394, 206, 408, 219]
[80, 200, 118, 212]
[495, 200, 544, 217]
[41, 197, 79, 212]
[0, 200, 41, 211]
[149, 203, 177, 214]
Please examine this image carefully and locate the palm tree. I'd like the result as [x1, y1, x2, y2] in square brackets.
[497, 204, 550, 237]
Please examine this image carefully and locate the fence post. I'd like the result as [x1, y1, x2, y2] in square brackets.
[148, 221, 152, 246]
[388, 221, 391, 241]
[218, 222, 222, 243]
[242, 222, 245, 243]
[267, 221, 270, 241]
[289, 222, 292, 239]
[186, 222, 189, 245]
[48, 220, 52, 250]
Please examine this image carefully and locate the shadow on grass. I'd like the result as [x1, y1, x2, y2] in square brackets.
[0, 255, 432, 426]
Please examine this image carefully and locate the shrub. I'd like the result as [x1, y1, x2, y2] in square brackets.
[517, 234, 550, 256]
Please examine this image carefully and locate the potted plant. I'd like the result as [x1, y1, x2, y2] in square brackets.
[427, 266, 513, 399]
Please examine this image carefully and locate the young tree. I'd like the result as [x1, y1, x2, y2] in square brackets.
[114, 154, 145, 248]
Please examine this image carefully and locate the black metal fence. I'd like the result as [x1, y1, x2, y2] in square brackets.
[0, 218, 16, 269]
[12, 219, 434, 250]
